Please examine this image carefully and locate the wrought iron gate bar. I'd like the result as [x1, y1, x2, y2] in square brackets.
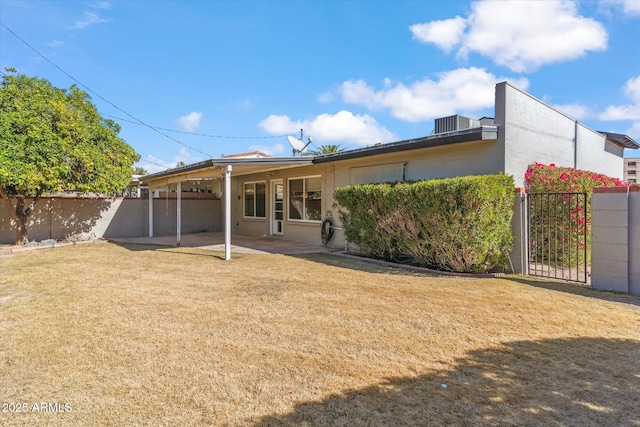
[527, 192, 589, 284]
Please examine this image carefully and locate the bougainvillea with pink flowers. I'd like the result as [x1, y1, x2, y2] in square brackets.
[524, 163, 629, 267]
[525, 162, 629, 193]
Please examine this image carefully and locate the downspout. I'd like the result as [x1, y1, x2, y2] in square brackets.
[574, 120, 578, 169]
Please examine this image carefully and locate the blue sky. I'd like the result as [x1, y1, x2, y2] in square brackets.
[1, 0, 639, 173]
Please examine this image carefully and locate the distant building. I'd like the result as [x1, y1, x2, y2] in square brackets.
[625, 158, 639, 184]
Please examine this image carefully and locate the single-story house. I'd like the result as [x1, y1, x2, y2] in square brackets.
[143, 82, 639, 255]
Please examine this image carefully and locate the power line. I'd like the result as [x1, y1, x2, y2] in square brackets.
[0, 22, 214, 158]
[137, 157, 172, 169]
[103, 114, 287, 140]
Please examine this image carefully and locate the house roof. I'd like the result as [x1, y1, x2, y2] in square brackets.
[313, 126, 497, 164]
[143, 124, 637, 185]
[143, 126, 496, 184]
[598, 132, 640, 150]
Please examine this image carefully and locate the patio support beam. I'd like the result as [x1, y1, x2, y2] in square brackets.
[177, 182, 181, 246]
[225, 165, 232, 260]
[148, 186, 154, 237]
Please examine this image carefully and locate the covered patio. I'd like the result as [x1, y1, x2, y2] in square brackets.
[143, 157, 314, 259]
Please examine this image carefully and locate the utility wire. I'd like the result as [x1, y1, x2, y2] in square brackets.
[103, 114, 287, 140]
[139, 157, 168, 168]
[0, 22, 214, 159]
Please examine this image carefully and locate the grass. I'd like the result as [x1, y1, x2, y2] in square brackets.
[1, 243, 639, 426]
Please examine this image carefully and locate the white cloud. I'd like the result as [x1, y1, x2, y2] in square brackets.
[69, 11, 109, 30]
[338, 67, 529, 122]
[600, 76, 640, 121]
[247, 143, 286, 156]
[90, 1, 112, 9]
[410, 16, 467, 53]
[627, 122, 640, 140]
[178, 111, 203, 131]
[606, 0, 640, 15]
[412, 0, 608, 73]
[141, 149, 205, 173]
[259, 110, 395, 146]
[48, 40, 64, 47]
[173, 148, 204, 166]
[142, 155, 173, 174]
[318, 91, 335, 103]
[550, 103, 594, 120]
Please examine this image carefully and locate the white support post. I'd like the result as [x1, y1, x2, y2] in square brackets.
[177, 182, 181, 246]
[225, 165, 232, 260]
[148, 187, 154, 237]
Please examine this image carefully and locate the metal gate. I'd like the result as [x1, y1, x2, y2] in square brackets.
[527, 192, 589, 283]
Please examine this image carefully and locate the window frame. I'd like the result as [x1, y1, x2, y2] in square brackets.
[287, 175, 322, 223]
[243, 181, 266, 219]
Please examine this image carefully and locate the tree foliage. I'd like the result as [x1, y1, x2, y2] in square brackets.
[0, 70, 140, 244]
[304, 144, 343, 156]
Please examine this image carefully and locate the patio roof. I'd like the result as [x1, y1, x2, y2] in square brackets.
[144, 156, 314, 186]
[143, 126, 497, 185]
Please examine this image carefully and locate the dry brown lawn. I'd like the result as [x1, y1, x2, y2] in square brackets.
[0, 243, 639, 426]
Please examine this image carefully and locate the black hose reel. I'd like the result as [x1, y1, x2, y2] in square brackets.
[321, 217, 335, 246]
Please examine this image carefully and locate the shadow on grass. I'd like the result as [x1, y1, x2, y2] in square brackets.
[505, 276, 640, 308]
[257, 337, 640, 426]
[294, 254, 640, 307]
[107, 242, 227, 260]
[289, 252, 442, 277]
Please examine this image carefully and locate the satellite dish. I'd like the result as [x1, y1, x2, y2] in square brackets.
[287, 136, 307, 152]
[286, 129, 313, 155]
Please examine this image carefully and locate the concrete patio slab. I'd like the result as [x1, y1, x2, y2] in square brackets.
[108, 232, 331, 255]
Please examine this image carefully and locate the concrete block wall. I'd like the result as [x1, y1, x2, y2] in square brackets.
[509, 188, 528, 274]
[591, 186, 640, 295]
[0, 197, 222, 244]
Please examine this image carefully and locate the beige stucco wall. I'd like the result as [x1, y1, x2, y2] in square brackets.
[231, 139, 502, 249]
[232, 164, 329, 247]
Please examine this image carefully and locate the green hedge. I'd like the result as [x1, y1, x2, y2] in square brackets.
[334, 174, 515, 273]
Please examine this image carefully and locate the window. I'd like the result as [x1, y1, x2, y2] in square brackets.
[243, 181, 266, 218]
[628, 162, 636, 167]
[288, 176, 322, 221]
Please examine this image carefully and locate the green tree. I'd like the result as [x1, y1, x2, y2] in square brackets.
[133, 166, 148, 175]
[0, 70, 140, 245]
[303, 144, 344, 156]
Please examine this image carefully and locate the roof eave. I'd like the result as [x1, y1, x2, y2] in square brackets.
[313, 126, 497, 164]
[143, 157, 313, 181]
[598, 131, 640, 150]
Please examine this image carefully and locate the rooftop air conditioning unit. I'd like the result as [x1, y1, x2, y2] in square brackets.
[434, 115, 480, 134]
